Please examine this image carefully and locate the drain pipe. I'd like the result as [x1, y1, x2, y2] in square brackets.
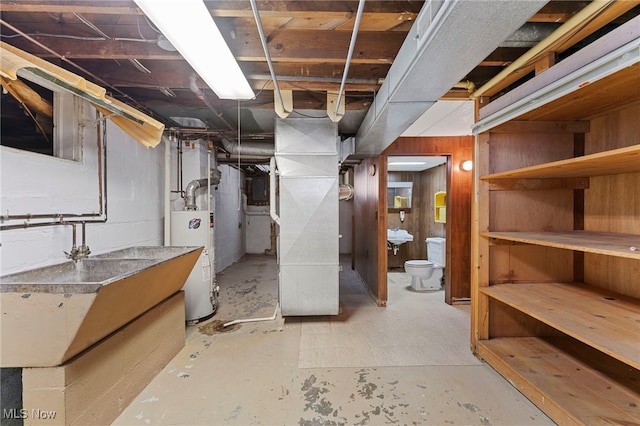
[269, 157, 280, 225]
[223, 303, 279, 328]
[164, 133, 172, 246]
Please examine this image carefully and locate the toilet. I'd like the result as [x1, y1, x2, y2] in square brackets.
[404, 237, 446, 291]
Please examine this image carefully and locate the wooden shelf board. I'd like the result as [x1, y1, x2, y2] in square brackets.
[482, 230, 640, 260]
[481, 283, 640, 369]
[481, 144, 640, 180]
[477, 337, 640, 425]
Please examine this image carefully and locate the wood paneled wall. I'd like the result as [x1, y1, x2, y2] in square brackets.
[384, 136, 473, 304]
[352, 136, 473, 305]
[584, 103, 640, 297]
[353, 157, 387, 304]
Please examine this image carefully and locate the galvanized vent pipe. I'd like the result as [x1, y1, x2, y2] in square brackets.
[339, 184, 354, 201]
[220, 137, 274, 157]
[185, 169, 221, 210]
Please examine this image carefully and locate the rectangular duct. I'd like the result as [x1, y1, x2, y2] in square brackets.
[275, 118, 339, 316]
[355, 0, 549, 155]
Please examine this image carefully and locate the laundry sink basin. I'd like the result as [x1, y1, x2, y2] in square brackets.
[0, 246, 202, 367]
[92, 245, 197, 261]
[387, 229, 414, 245]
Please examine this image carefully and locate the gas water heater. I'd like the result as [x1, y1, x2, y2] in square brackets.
[170, 210, 216, 322]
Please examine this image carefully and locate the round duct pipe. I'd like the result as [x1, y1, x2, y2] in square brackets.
[339, 184, 354, 201]
[220, 137, 274, 157]
[185, 169, 222, 210]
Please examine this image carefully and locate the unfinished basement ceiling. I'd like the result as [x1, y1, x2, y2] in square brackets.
[1, 1, 639, 164]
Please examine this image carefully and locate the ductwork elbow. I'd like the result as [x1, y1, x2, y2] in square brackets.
[339, 184, 354, 201]
[185, 178, 209, 210]
[185, 169, 222, 210]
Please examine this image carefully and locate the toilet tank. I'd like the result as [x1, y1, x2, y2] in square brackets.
[426, 237, 446, 266]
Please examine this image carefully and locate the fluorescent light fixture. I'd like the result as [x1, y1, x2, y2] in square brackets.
[134, 0, 254, 100]
[388, 161, 428, 166]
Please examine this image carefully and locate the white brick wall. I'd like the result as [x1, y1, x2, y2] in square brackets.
[0, 106, 164, 275]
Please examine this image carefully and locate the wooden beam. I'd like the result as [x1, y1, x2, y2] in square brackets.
[479, 1, 640, 98]
[5, 29, 405, 63]
[490, 120, 591, 134]
[534, 51, 556, 75]
[0, 1, 423, 17]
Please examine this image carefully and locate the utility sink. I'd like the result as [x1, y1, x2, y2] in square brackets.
[0, 246, 202, 367]
[387, 229, 414, 245]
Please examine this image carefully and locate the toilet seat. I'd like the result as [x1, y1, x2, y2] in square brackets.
[405, 260, 432, 268]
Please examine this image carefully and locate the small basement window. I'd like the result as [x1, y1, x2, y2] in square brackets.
[1, 74, 80, 161]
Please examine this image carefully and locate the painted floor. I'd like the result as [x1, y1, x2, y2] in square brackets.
[113, 255, 554, 426]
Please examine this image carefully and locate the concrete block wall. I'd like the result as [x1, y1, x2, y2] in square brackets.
[0, 109, 165, 275]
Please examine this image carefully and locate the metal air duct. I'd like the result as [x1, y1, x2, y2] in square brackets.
[220, 137, 274, 157]
[354, 0, 549, 156]
[184, 169, 221, 210]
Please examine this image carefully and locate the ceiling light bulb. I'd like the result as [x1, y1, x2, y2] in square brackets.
[461, 160, 473, 171]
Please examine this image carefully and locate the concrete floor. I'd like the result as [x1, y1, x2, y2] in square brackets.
[113, 255, 554, 426]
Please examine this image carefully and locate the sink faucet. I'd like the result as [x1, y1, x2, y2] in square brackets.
[65, 222, 91, 261]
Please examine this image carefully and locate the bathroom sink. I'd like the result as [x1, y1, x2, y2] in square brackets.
[387, 229, 414, 245]
[0, 245, 202, 367]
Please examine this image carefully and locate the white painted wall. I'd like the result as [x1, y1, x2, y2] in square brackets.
[213, 164, 245, 272]
[0, 104, 164, 275]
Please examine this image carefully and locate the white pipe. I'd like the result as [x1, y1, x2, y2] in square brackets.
[163, 133, 171, 246]
[269, 157, 280, 225]
[335, 0, 366, 116]
[223, 303, 279, 328]
[207, 149, 211, 214]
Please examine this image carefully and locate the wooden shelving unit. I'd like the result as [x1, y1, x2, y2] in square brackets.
[480, 283, 640, 368]
[482, 230, 640, 259]
[481, 144, 640, 179]
[434, 191, 446, 223]
[471, 22, 640, 425]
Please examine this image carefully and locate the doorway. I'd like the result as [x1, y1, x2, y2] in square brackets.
[386, 155, 448, 302]
[377, 136, 474, 306]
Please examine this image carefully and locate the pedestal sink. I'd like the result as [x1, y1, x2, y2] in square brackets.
[0, 246, 202, 367]
[387, 229, 413, 255]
